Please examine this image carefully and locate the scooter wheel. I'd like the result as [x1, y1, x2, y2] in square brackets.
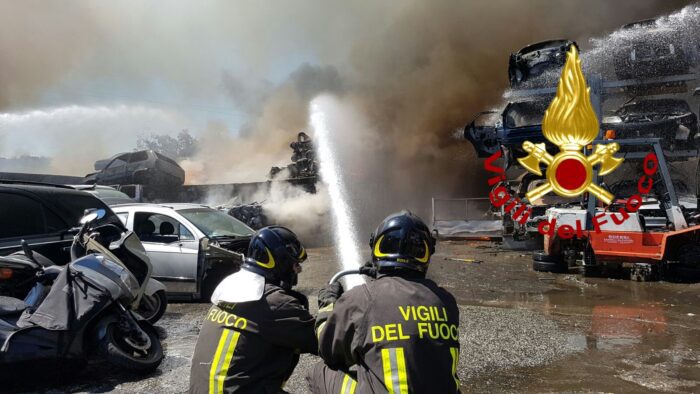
[100, 321, 163, 373]
[137, 290, 168, 324]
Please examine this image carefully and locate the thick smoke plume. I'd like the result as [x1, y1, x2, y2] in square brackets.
[0, 0, 695, 238]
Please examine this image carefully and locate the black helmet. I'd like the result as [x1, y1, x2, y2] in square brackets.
[242, 226, 307, 289]
[369, 210, 436, 273]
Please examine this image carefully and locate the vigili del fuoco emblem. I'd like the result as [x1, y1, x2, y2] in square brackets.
[518, 46, 623, 205]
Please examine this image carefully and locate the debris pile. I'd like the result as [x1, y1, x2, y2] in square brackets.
[269, 132, 318, 180]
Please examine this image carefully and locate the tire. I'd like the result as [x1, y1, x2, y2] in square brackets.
[137, 291, 167, 324]
[99, 321, 163, 373]
[532, 250, 557, 262]
[532, 260, 565, 273]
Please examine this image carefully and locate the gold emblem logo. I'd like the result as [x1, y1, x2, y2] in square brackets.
[518, 47, 623, 205]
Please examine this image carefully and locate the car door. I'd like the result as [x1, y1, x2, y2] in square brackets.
[99, 153, 129, 184]
[132, 211, 198, 295]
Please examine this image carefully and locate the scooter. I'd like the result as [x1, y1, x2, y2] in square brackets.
[0, 209, 164, 380]
[0, 235, 168, 324]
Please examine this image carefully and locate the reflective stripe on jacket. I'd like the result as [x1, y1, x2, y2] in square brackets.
[317, 275, 461, 393]
[190, 284, 317, 394]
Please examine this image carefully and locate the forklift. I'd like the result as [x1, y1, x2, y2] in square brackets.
[539, 138, 700, 281]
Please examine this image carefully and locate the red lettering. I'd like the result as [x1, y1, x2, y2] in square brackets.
[593, 213, 608, 233]
[483, 150, 504, 174]
[489, 186, 510, 208]
[611, 209, 629, 225]
[538, 219, 556, 236]
[643, 153, 658, 176]
[557, 225, 574, 239]
[626, 195, 643, 212]
[513, 206, 531, 225]
[637, 175, 653, 194]
[504, 197, 520, 213]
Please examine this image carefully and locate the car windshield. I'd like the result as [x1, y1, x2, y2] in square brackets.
[504, 101, 549, 128]
[178, 208, 254, 238]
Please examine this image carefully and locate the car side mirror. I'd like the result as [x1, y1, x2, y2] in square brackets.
[200, 237, 210, 251]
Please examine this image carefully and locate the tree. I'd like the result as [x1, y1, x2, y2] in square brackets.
[137, 130, 198, 160]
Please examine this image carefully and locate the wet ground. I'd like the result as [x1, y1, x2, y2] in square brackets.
[10, 241, 700, 393]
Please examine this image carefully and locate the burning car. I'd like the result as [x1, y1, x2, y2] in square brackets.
[84, 150, 185, 187]
[613, 18, 693, 81]
[508, 40, 579, 88]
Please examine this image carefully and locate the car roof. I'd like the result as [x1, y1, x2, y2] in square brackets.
[111, 202, 211, 211]
[68, 184, 118, 191]
[517, 39, 575, 54]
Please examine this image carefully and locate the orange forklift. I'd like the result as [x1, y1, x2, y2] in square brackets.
[536, 138, 700, 281]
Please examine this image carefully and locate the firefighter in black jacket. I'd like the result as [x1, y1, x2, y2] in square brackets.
[189, 226, 317, 394]
[308, 211, 461, 393]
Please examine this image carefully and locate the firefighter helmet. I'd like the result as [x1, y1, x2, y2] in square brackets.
[369, 210, 436, 273]
[242, 226, 307, 289]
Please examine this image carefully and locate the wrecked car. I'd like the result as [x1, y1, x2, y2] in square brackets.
[603, 98, 699, 150]
[613, 18, 693, 81]
[84, 150, 185, 187]
[464, 99, 555, 160]
[112, 203, 254, 300]
[508, 39, 579, 88]
[224, 202, 268, 230]
[464, 97, 699, 161]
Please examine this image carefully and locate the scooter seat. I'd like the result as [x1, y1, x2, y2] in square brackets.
[0, 296, 27, 317]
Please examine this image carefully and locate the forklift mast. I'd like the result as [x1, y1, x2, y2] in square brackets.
[586, 138, 688, 231]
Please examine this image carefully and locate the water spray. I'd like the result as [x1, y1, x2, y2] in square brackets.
[310, 96, 365, 289]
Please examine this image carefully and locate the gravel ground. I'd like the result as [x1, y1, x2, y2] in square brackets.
[8, 242, 699, 393]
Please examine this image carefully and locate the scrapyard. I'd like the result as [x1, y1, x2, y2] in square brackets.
[0, 2, 699, 393]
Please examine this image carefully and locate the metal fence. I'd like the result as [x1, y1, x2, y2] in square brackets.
[431, 197, 501, 239]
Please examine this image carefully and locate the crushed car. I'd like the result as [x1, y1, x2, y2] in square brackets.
[508, 39, 579, 88]
[613, 18, 693, 81]
[603, 98, 699, 150]
[222, 201, 268, 230]
[464, 97, 699, 160]
[84, 150, 185, 187]
[111, 203, 254, 300]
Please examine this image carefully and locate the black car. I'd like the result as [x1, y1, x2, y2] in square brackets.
[0, 182, 124, 296]
[613, 19, 692, 81]
[69, 184, 136, 205]
[464, 97, 699, 161]
[508, 40, 579, 88]
[604, 98, 699, 150]
[84, 150, 185, 187]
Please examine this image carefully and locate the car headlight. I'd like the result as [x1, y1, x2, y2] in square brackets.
[603, 116, 623, 124]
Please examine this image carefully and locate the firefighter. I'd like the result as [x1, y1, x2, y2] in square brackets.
[189, 226, 317, 394]
[308, 211, 461, 394]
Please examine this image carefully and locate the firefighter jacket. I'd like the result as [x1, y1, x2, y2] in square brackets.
[190, 284, 317, 394]
[316, 273, 461, 393]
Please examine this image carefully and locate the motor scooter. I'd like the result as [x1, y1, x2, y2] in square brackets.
[0, 209, 164, 380]
[0, 230, 168, 324]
